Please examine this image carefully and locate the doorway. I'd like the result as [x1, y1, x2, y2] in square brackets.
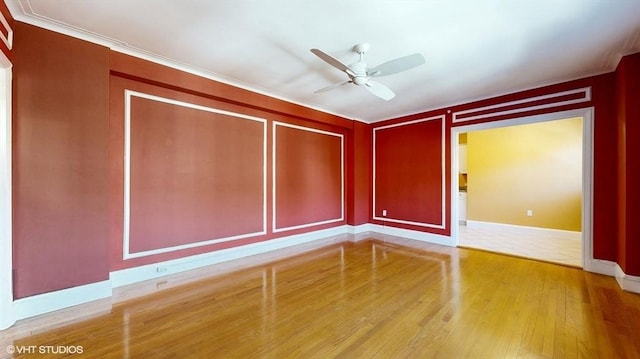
[451, 108, 594, 269]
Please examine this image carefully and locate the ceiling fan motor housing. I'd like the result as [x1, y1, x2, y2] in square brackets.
[349, 61, 368, 86]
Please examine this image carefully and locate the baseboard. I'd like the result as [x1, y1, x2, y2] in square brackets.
[367, 224, 455, 246]
[8, 223, 453, 323]
[13, 280, 112, 321]
[346, 223, 373, 234]
[466, 220, 581, 239]
[583, 259, 640, 294]
[8, 222, 636, 325]
[615, 265, 640, 294]
[8, 226, 353, 324]
[584, 258, 618, 277]
[346, 223, 376, 241]
[110, 225, 350, 288]
[0, 310, 14, 330]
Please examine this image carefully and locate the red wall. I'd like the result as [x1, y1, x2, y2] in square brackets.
[10, 16, 640, 299]
[347, 121, 371, 225]
[12, 23, 110, 298]
[616, 53, 640, 275]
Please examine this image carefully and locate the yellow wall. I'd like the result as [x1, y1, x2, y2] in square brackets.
[466, 117, 582, 231]
[459, 133, 468, 188]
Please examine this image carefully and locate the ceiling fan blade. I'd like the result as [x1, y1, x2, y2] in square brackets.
[367, 53, 425, 78]
[365, 80, 396, 101]
[311, 49, 355, 76]
[314, 80, 351, 93]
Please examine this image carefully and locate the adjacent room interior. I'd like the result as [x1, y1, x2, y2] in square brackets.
[457, 117, 584, 267]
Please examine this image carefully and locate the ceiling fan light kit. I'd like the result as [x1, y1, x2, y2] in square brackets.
[311, 43, 425, 101]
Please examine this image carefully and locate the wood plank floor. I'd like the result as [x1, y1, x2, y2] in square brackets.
[2, 235, 640, 358]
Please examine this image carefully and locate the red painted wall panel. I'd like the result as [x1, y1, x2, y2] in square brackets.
[590, 73, 618, 262]
[12, 23, 109, 298]
[348, 121, 371, 225]
[274, 123, 343, 230]
[128, 95, 265, 254]
[616, 53, 640, 276]
[374, 118, 444, 227]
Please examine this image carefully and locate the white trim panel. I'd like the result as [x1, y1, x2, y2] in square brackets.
[272, 122, 345, 233]
[372, 115, 446, 229]
[14, 280, 111, 320]
[452, 87, 591, 123]
[123, 90, 268, 259]
[0, 8, 13, 50]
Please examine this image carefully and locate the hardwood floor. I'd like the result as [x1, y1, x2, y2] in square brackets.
[2, 235, 640, 358]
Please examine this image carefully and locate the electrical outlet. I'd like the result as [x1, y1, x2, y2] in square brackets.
[382, 209, 387, 217]
[527, 210, 533, 217]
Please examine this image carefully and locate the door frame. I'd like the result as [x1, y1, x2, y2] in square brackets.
[450, 107, 594, 269]
[0, 49, 14, 330]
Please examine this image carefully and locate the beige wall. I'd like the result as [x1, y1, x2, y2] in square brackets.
[466, 117, 582, 231]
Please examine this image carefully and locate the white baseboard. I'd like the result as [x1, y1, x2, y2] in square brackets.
[11, 226, 352, 322]
[346, 223, 373, 234]
[110, 225, 350, 288]
[615, 265, 640, 293]
[346, 223, 376, 241]
[0, 309, 14, 330]
[466, 220, 581, 240]
[8, 223, 452, 323]
[14, 280, 111, 320]
[367, 224, 455, 246]
[584, 258, 618, 276]
[7, 222, 638, 325]
[569, 258, 640, 294]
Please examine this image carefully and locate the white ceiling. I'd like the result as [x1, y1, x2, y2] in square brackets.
[7, 0, 640, 123]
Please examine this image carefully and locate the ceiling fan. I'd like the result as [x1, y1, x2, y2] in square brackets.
[310, 43, 425, 101]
